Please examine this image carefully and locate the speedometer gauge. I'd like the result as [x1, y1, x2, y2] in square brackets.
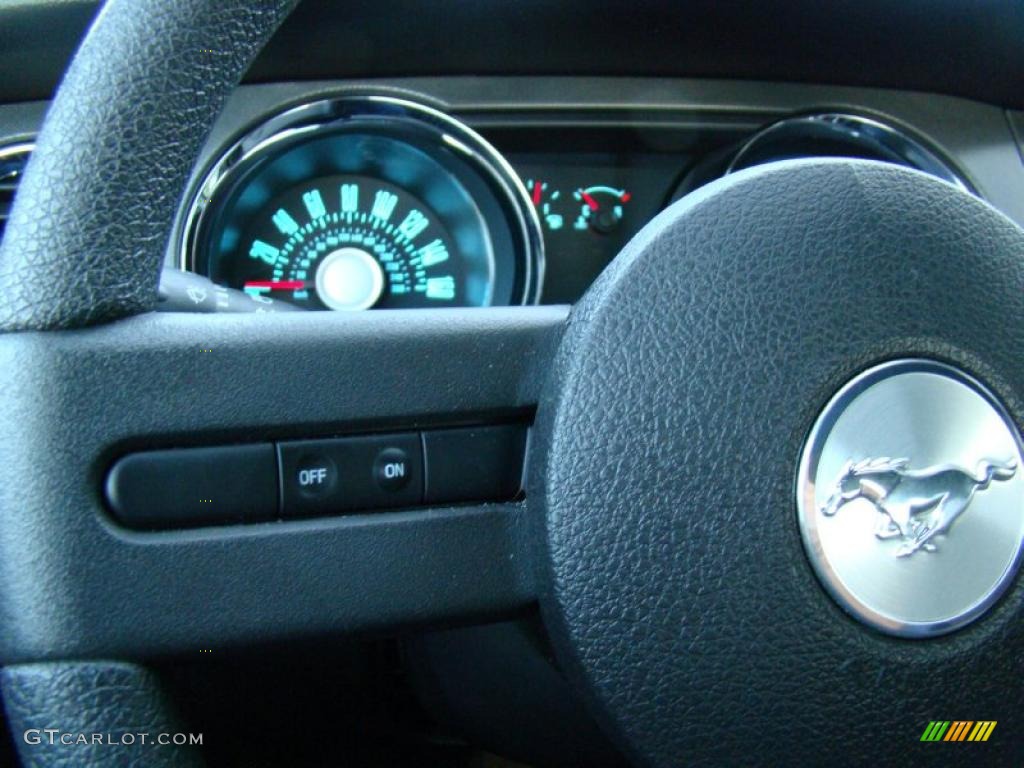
[180, 96, 543, 310]
[232, 173, 468, 310]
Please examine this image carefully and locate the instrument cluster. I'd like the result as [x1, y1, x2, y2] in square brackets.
[179, 97, 972, 312]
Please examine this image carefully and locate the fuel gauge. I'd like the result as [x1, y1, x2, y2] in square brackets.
[573, 186, 631, 234]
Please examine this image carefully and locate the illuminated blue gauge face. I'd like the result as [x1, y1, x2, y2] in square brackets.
[221, 175, 470, 310]
[188, 102, 543, 312]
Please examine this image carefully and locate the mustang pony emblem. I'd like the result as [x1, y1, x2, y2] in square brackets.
[820, 457, 1017, 557]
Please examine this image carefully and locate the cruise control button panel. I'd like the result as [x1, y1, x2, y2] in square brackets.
[104, 425, 527, 529]
[278, 434, 422, 519]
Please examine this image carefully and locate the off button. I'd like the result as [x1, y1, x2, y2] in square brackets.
[295, 455, 336, 498]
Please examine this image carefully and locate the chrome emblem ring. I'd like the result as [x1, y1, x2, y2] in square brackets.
[797, 359, 1024, 637]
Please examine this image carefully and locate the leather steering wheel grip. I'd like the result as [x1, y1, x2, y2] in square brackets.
[0, 0, 298, 331]
[1, 662, 203, 768]
[0, 1, 296, 766]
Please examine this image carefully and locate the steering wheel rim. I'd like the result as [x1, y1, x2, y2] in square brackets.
[1, 1, 1023, 767]
[0, 0, 298, 330]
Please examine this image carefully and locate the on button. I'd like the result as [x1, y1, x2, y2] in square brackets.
[374, 447, 411, 492]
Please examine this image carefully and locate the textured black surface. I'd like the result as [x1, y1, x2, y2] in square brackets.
[5, 1, 1024, 109]
[258, 0, 1024, 110]
[0, 0, 297, 330]
[531, 160, 1024, 766]
[2, 661, 203, 768]
[405, 619, 628, 768]
[0, 306, 564, 662]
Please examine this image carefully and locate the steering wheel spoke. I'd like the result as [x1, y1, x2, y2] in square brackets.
[0, 307, 565, 660]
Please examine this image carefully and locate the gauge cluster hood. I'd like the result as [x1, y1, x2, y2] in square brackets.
[3, 0, 1024, 108]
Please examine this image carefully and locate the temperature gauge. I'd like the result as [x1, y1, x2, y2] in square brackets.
[573, 186, 631, 234]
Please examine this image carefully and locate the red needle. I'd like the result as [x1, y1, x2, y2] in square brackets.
[532, 181, 542, 206]
[580, 191, 599, 211]
[244, 280, 304, 290]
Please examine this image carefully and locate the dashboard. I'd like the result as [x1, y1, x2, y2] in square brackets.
[7, 78, 1024, 315]
[176, 80, 1024, 309]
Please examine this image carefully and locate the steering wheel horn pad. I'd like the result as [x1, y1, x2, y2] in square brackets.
[531, 159, 1024, 766]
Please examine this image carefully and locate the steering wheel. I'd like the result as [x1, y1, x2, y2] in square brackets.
[2, 2, 1022, 766]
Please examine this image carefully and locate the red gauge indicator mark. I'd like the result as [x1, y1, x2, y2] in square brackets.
[243, 280, 305, 291]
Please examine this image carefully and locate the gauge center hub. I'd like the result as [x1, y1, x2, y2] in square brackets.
[314, 247, 385, 312]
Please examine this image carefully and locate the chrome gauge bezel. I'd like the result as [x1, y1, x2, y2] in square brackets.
[0, 141, 35, 233]
[0, 140, 34, 177]
[727, 112, 974, 194]
[179, 95, 545, 307]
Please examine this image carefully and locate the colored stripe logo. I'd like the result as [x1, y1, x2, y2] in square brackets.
[921, 721, 996, 742]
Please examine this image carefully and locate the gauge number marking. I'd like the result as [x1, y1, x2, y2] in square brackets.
[302, 189, 327, 220]
[371, 190, 398, 222]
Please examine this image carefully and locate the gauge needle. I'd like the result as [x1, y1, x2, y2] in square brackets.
[532, 181, 542, 206]
[580, 191, 599, 211]
[243, 280, 305, 290]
